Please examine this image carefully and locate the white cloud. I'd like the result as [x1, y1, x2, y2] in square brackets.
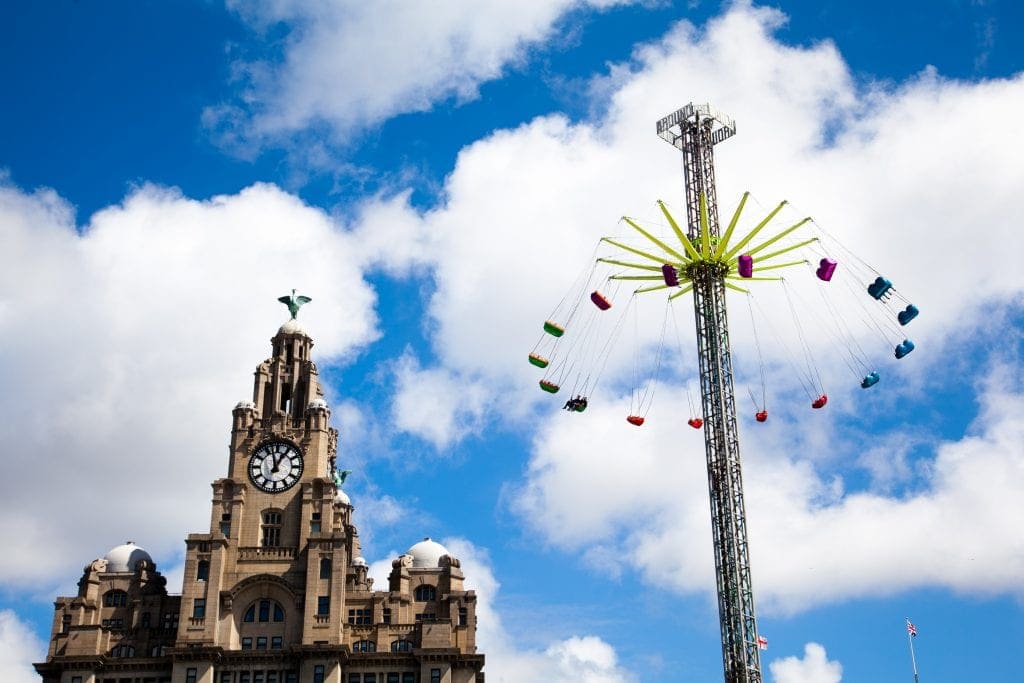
[443, 538, 636, 682]
[215, 0, 638, 145]
[0, 179, 379, 586]
[512, 367, 1024, 614]
[363, 538, 635, 681]
[390, 352, 489, 449]
[345, 1, 1024, 425]
[0, 610, 46, 683]
[769, 642, 842, 683]
[339, 3, 1024, 610]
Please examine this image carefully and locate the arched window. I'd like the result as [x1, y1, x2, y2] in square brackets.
[352, 639, 376, 652]
[103, 590, 128, 607]
[391, 639, 414, 653]
[196, 560, 210, 581]
[243, 599, 285, 623]
[414, 585, 436, 602]
[319, 557, 332, 579]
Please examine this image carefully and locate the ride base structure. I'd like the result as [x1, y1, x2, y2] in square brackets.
[657, 103, 763, 683]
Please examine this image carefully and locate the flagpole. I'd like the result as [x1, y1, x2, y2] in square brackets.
[906, 619, 919, 683]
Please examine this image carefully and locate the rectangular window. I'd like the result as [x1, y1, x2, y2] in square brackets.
[402, 674, 416, 683]
[221, 673, 232, 683]
[192, 598, 206, 619]
[241, 637, 253, 650]
[256, 636, 268, 650]
[430, 669, 441, 683]
[319, 557, 331, 579]
[71, 678, 82, 683]
[267, 674, 278, 683]
[365, 675, 376, 683]
[382, 608, 391, 625]
[220, 521, 231, 536]
[317, 596, 330, 616]
[347, 608, 371, 625]
[186, 669, 198, 683]
[387, 674, 400, 683]
[285, 674, 297, 683]
[271, 636, 283, 649]
[240, 674, 250, 683]
[141, 612, 151, 628]
[196, 560, 210, 581]
[313, 666, 325, 683]
[163, 612, 179, 629]
[347, 675, 360, 683]
[458, 607, 467, 626]
[254, 673, 264, 683]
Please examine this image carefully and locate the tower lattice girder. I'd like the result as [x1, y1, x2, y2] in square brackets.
[661, 104, 761, 683]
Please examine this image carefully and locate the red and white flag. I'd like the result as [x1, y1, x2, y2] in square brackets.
[907, 620, 917, 637]
[757, 635, 768, 650]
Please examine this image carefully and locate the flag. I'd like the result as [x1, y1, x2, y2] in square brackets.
[757, 635, 768, 650]
[907, 620, 917, 637]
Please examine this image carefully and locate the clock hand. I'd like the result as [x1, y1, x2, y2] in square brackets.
[271, 453, 283, 474]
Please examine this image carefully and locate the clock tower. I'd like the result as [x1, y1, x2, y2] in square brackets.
[36, 297, 485, 683]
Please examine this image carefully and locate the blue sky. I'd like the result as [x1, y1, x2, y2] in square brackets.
[1, 1, 1023, 681]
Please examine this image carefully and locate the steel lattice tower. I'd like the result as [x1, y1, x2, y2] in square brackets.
[657, 103, 762, 683]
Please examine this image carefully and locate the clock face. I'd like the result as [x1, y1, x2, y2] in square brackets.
[248, 441, 304, 493]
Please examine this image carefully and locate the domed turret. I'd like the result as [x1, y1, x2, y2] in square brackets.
[406, 537, 450, 568]
[103, 541, 152, 573]
[277, 318, 309, 337]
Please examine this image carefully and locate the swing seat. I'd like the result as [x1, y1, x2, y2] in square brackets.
[539, 380, 560, 393]
[811, 394, 828, 409]
[528, 353, 549, 368]
[861, 371, 880, 388]
[590, 291, 612, 310]
[898, 304, 919, 326]
[574, 401, 587, 412]
[867, 276, 893, 300]
[737, 254, 754, 278]
[816, 258, 837, 281]
[687, 418, 703, 429]
[662, 264, 679, 287]
[755, 410, 768, 422]
[626, 415, 645, 426]
[895, 339, 915, 359]
[543, 320, 565, 337]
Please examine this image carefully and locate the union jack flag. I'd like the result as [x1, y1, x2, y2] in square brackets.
[907, 620, 917, 637]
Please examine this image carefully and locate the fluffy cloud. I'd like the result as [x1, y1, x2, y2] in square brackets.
[356, 1, 1024, 444]
[0, 180, 378, 585]
[390, 353, 488, 449]
[0, 610, 46, 683]
[769, 643, 842, 683]
[513, 367, 1024, 613]
[342, 4, 1024, 611]
[214, 0, 636, 144]
[364, 538, 635, 681]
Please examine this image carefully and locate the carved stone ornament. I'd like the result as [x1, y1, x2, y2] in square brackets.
[328, 429, 338, 458]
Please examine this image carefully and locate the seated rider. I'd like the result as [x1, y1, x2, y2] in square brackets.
[563, 395, 587, 411]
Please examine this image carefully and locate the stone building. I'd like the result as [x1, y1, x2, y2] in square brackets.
[35, 307, 485, 683]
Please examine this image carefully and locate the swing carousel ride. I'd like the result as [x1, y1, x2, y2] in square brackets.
[528, 103, 919, 683]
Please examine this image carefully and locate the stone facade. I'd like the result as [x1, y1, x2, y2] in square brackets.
[35, 318, 485, 683]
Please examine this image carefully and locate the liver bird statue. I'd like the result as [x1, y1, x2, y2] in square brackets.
[278, 289, 312, 319]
